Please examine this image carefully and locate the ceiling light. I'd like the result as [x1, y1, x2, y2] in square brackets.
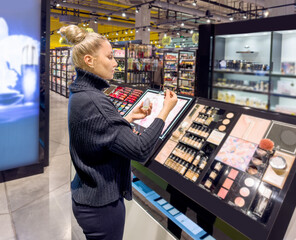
[229, 17, 234, 21]
[136, 29, 139, 33]
[94, 19, 98, 24]
[130, 30, 133, 34]
[122, 12, 126, 17]
[107, 34, 109, 37]
[181, 22, 184, 27]
[148, 27, 151, 31]
[135, 8, 139, 13]
[56, 3, 60, 7]
[243, 15, 247, 19]
[192, 1, 197, 6]
[108, 16, 111, 21]
[116, 32, 119, 35]
[206, 19, 211, 23]
[190, 30, 193, 34]
[150, 41, 153, 44]
[263, 9, 269, 18]
[125, 31, 128, 34]
[164, 33, 167, 37]
[177, 32, 180, 35]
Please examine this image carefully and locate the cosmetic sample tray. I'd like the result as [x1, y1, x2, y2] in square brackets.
[146, 97, 296, 240]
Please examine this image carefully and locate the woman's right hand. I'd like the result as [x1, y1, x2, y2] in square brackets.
[163, 89, 178, 112]
[157, 89, 178, 122]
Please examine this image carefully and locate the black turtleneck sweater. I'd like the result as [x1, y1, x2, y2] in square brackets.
[68, 68, 165, 207]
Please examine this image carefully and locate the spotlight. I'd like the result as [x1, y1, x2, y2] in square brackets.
[164, 33, 167, 37]
[122, 12, 126, 17]
[206, 19, 211, 23]
[181, 22, 184, 27]
[56, 2, 60, 7]
[148, 27, 151, 31]
[148, 4, 152, 9]
[243, 15, 247, 19]
[190, 30, 193, 34]
[135, 8, 139, 13]
[108, 16, 111, 21]
[116, 32, 119, 35]
[94, 19, 98, 24]
[150, 41, 153, 44]
[130, 30, 133, 34]
[192, 1, 197, 6]
[263, 9, 269, 18]
[136, 29, 139, 33]
[107, 34, 109, 37]
[177, 32, 180, 35]
[125, 31, 128, 34]
[229, 17, 234, 21]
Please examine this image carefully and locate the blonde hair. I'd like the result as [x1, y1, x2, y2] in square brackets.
[59, 25, 107, 70]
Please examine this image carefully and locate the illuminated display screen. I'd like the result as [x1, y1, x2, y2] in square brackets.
[0, 0, 41, 171]
[127, 89, 192, 139]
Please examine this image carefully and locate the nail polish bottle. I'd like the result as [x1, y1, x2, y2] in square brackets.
[192, 153, 201, 166]
[180, 162, 188, 175]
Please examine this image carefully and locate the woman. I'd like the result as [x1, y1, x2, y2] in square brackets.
[60, 25, 177, 240]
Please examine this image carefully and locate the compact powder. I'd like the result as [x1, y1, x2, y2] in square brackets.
[281, 130, 296, 146]
[234, 197, 245, 207]
[228, 169, 239, 180]
[217, 188, 228, 199]
[247, 166, 258, 175]
[244, 178, 255, 187]
[239, 187, 250, 197]
[252, 157, 263, 166]
[222, 119, 230, 125]
[226, 112, 234, 119]
[222, 178, 234, 189]
[218, 125, 226, 132]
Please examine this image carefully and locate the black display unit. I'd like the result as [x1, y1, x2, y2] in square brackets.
[145, 97, 296, 240]
[198, 14, 296, 115]
[0, 0, 50, 181]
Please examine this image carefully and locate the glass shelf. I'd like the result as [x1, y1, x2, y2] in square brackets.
[214, 69, 269, 76]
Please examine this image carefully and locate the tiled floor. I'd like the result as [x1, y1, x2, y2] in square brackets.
[1, 91, 296, 240]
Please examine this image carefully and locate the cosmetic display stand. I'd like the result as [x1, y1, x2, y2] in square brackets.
[163, 51, 178, 92]
[49, 47, 75, 98]
[144, 97, 296, 240]
[198, 14, 296, 115]
[177, 49, 198, 96]
[112, 43, 127, 84]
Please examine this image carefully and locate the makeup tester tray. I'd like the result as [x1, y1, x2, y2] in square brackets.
[146, 97, 296, 240]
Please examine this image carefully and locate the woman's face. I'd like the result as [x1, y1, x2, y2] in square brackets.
[92, 40, 118, 80]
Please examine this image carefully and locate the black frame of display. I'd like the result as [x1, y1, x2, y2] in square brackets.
[197, 14, 296, 113]
[0, 0, 50, 181]
[146, 97, 296, 240]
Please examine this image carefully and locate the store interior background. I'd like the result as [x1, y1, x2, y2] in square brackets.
[1, 0, 296, 240]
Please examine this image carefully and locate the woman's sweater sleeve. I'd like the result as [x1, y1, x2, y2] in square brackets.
[110, 118, 165, 162]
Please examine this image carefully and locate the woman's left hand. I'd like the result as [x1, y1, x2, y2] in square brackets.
[124, 102, 152, 123]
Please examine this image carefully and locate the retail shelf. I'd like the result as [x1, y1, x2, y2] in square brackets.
[214, 69, 269, 76]
[270, 92, 296, 99]
[212, 85, 268, 94]
[179, 69, 194, 71]
[179, 78, 194, 81]
[270, 73, 296, 78]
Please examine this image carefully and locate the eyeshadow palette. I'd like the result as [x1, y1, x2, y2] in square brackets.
[107, 86, 143, 116]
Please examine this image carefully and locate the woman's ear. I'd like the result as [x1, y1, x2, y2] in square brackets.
[84, 54, 94, 68]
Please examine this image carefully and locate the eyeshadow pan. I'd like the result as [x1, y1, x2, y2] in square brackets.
[228, 169, 239, 180]
[234, 197, 245, 207]
[239, 187, 250, 197]
[217, 187, 228, 199]
[252, 157, 263, 166]
[244, 178, 255, 187]
[218, 125, 226, 132]
[247, 165, 258, 175]
[226, 113, 234, 119]
[222, 178, 234, 189]
[222, 119, 230, 125]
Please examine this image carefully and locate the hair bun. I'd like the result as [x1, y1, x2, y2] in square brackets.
[59, 25, 87, 45]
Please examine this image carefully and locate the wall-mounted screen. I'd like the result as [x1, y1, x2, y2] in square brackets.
[0, 0, 41, 171]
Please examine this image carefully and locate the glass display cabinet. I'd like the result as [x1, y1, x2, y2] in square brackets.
[200, 14, 296, 115]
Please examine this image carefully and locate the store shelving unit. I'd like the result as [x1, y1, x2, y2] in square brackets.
[113, 44, 127, 84]
[126, 43, 154, 86]
[198, 14, 296, 115]
[50, 47, 75, 98]
[178, 49, 197, 96]
[163, 51, 178, 91]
